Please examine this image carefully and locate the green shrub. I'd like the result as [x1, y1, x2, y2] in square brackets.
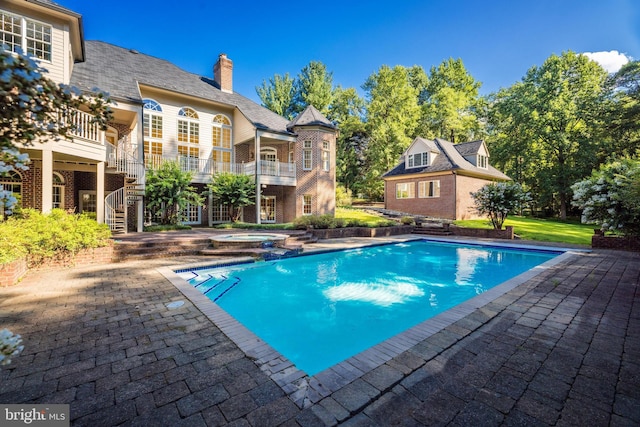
[0, 209, 111, 265]
[336, 186, 353, 208]
[144, 224, 192, 232]
[401, 216, 415, 225]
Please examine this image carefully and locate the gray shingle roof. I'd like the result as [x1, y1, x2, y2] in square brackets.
[27, 0, 79, 16]
[70, 41, 293, 135]
[287, 105, 336, 130]
[454, 140, 484, 156]
[382, 138, 510, 180]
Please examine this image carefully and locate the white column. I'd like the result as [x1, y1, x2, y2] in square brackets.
[255, 131, 261, 224]
[96, 161, 105, 223]
[41, 149, 53, 213]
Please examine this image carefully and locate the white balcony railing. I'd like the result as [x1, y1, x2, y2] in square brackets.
[65, 109, 103, 144]
[145, 155, 295, 179]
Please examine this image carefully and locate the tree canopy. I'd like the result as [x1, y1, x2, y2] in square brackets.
[257, 51, 637, 217]
[145, 161, 203, 225]
[208, 172, 256, 223]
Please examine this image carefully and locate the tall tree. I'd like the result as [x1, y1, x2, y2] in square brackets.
[488, 51, 608, 219]
[363, 65, 421, 199]
[418, 58, 484, 142]
[255, 73, 296, 120]
[487, 83, 543, 208]
[601, 60, 640, 158]
[329, 86, 368, 194]
[293, 61, 334, 116]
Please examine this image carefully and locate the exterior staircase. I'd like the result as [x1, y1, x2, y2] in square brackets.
[105, 142, 145, 234]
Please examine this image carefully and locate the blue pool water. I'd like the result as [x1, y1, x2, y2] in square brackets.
[178, 240, 560, 375]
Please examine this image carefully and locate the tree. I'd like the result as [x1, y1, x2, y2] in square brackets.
[418, 58, 485, 142]
[1, 47, 112, 173]
[293, 61, 334, 116]
[145, 161, 203, 225]
[363, 65, 421, 199]
[329, 86, 368, 194]
[208, 172, 256, 223]
[487, 51, 609, 219]
[601, 61, 640, 158]
[471, 182, 529, 230]
[571, 159, 640, 236]
[256, 73, 296, 120]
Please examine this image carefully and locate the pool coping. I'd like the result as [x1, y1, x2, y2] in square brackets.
[158, 237, 583, 408]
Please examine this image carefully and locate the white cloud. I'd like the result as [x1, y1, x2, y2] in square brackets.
[582, 50, 631, 73]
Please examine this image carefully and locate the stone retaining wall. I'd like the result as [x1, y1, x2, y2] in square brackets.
[1, 245, 115, 286]
[450, 225, 515, 240]
[592, 235, 640, 251]
[309, 225, 413, 239]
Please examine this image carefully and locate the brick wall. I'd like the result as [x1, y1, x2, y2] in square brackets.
[0, 258, 28, 287]
[293, 127, 336, 218]
[455, 174, 493, 220]
[385, 173, 500, 220]
[385, 173, 457, 219]
[592, 235, 640, 251]
[1, 245, 114, 286]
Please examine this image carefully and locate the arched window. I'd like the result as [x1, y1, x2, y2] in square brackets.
[178, 107, 199, 143]
[212, 114, 232, 171]
[52, 172, 65, 209]
[143, 99, 163, 168]
[177, 107, 200, 170]
[260, 147, 278, 176]
[0, 171, 22, 209]
[212, 114, 231, 148]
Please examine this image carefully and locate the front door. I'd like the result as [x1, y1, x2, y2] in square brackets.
[261, 196, 276, 223]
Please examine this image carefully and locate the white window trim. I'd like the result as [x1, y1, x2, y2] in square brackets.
[79, 190, 97, 213]
[396, 182, 415, 199]
[418, 180, 441, 198]
[303, 140, 313, 171]
[303, 194, 312, 215]
[0, 11, 53, 62]
[261, 195, 276, 223]
[407, 152, 429, 169]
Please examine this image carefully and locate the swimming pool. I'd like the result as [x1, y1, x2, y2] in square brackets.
[176, 239, 562, 376]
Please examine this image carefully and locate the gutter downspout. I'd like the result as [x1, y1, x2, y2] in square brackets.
[452, 170, 457, 220]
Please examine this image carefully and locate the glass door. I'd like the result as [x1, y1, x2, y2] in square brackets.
[261, 196, 276, 223]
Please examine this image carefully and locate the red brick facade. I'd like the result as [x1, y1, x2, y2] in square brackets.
[292, 127, 336, 219]
[384, 173, 494, 220]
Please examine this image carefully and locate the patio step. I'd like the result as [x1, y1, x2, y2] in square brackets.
[412, 225, 454, 236]
[112, 238, 211, 261]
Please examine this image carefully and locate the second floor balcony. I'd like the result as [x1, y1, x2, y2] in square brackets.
[145, 155, 296, 186]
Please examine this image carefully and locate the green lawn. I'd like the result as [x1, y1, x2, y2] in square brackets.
[454, 216, 595, 246]
[335, 207, 390, 226]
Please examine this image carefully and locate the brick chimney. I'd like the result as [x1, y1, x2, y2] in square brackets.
[214, 53, 233, 93]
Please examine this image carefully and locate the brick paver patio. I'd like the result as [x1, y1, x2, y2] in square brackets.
[0, 239, 638, 426]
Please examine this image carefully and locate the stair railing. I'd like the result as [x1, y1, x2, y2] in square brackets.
[105, 141, 145, 232]
[105, 187, 125, 232]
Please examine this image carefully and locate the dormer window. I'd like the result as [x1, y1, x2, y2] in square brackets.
[0, 11, 52, 61]
[477, 154, 488, 169]
[408, 152, 429, 168]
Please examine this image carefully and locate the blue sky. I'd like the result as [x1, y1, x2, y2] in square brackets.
[58, 0, 639, 103]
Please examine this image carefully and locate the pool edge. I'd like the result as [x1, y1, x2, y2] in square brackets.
[159, 239, 582, 409]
